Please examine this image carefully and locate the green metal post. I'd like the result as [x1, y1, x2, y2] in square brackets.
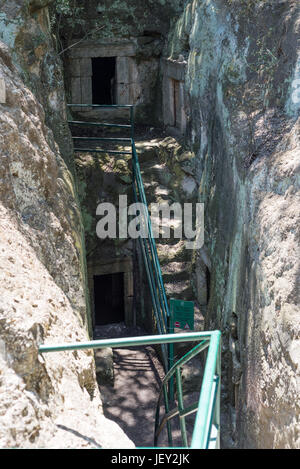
[176, 367, 188, 447]
[215, 337, 221, 448]
[130, 106, 134, 141]
[163, 384, 173, 448]
[190, 331, 221, 449]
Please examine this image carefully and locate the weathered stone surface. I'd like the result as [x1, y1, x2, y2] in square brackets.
[60, 0, 186, 123]
[0, 76, 5, 102]
[1, 0, 297, 451]
[28, 0, 54, 13]
[0, 6, 134, 448]
[95, 348, 114, 386]
[167, 0, 300, 449]
[71, 1, 185, 41]
[181, 356, 203, 395]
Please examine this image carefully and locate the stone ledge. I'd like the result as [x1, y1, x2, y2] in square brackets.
[0, 78, 6, 103]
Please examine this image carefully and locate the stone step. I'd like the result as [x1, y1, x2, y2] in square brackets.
[156, 240, 191, 264]
[134, 143, 160, 163]
[141, 183, 172, 204]
[140, 162, 172, 187]
[161, 261, 191, 282]
[164, 279, 194, 301]
[139, 160, 164, 172]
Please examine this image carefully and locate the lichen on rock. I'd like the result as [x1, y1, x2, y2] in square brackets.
[0, 7, 133, 448]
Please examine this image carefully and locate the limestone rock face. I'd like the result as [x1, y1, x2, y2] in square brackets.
[167, 0, 300, 448]
[0, 34, 133, 450]
[238, 120, 300, 449]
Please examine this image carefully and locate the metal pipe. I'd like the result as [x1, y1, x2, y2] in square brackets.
[153, 339, 209, 446]
[176, 367, 188, 447]
[67, 104, 134, 108]
[72, 137, 132, 142]
[74, 148, 132, 155]
[68, 120, 131, 128]
[204, 375, 219, 449]
[39, 331, 215, 354]
[156, 400, 198, 437]
[190, 331, 221, 449]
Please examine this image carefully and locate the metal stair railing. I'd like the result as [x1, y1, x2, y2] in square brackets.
[39, 330, 221, 449]
[68, 104, 170, 373]
[131, 140, 170, 370]
[154, 331, 221, 449]
[65, 103, 221, 448]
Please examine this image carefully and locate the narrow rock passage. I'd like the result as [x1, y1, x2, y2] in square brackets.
[94, 323, 185, 447]
[99, 345, 166, 447]
[95, 324, 197, 448]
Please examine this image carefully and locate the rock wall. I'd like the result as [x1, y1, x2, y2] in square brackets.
[0, 0, 74, 169]
[0, 1, 133, 448]
[1, 0, 298, 449]
[166, 0, 300, 448]
[0, 0, 91, 325]
[55, 0, 186, 122]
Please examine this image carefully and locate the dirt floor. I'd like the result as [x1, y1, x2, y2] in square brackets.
[95, 323, 197, 448]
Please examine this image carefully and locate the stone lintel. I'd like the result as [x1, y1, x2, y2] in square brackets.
[69, 42, 136, 59]
[88, 257, 133, 276]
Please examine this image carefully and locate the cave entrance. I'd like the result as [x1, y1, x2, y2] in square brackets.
[162, 59, 187, 134]
[94, 272, 125, 325]
[92, 57, 116, 105]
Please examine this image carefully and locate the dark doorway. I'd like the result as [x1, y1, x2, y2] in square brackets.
[92, 57, 116, 105]
[94, 272, 124, 325]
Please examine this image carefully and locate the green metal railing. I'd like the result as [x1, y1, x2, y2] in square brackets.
[154, 331, 221, 448]
[39, 330, 221, 449]
[61, 103, 221, 448]
[67, 104, 135, 150]
[68, 104, 170, 373]
[132, 140, 170, 372]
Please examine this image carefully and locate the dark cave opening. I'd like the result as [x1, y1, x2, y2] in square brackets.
[94, 272, 124, 326]
[92, 57, 116, 105]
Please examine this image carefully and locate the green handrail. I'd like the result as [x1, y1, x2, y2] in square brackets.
[154, 332, 221, 448]
[132, 142, 169, 323]
[132, 147, 170, 331]
[39, 331, 213, 353]
[38, 331, 221, 448]
[68, 103, 135, 140]
[68, 120, 131, 129]
[131, 138, 174, 405]
[65, 103, 221, 449]
[191, 330, 221, 449]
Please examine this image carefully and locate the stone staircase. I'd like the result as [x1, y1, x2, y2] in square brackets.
[135, 139, 204, 334]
